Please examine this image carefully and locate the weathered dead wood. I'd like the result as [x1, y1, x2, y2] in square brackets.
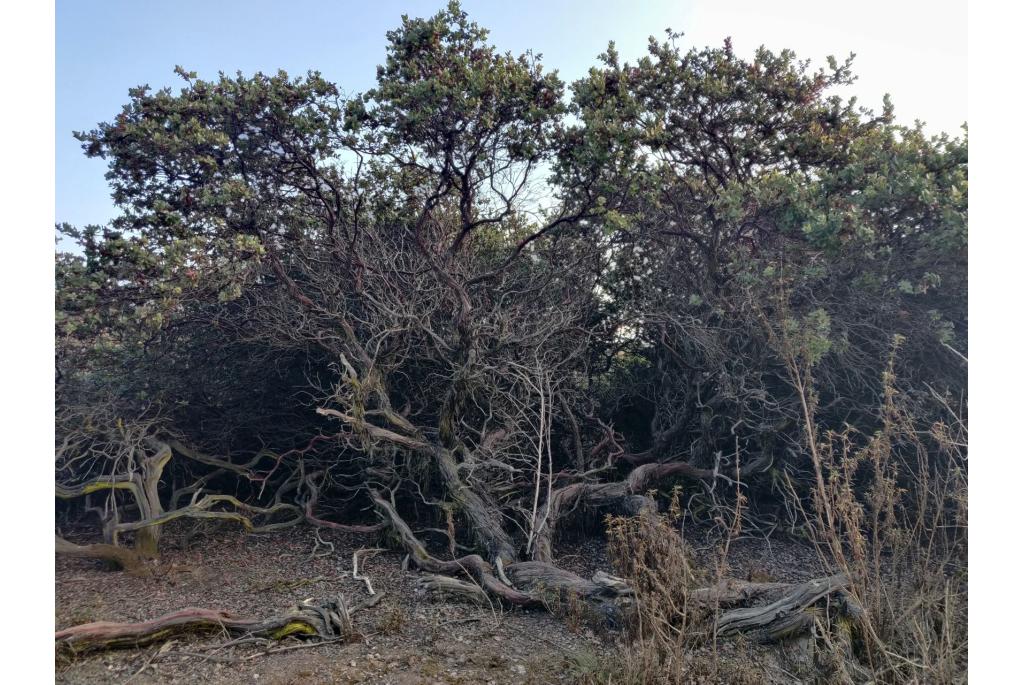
[370, 487, 865, 645]
[434, 447, 517, 565]
[715, 574, 855, 642]
[55, 593, 384, 653]
[687, 577, 793, 608]
[592, 570, 633, 596]
[417, 575, 490, 604]
[504, 561, 634, 622]
[55, 535, 151, 576]
[371, 486, 854, 644]
[505, 561, 631, 600]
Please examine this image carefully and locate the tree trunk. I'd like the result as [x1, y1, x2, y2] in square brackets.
[132, 440, 173, 557]
[434, 447, 517, 565]
[55, 536, 150, 576]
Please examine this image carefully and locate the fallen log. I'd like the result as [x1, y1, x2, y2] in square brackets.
[688, 577, 793, 608]
[505, 561, 631, 601]
[417, 575, 489, 604]
[715, 574, 857, 642]
[55, 593, 383, 653]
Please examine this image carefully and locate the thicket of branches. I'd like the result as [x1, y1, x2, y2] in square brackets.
[56, 3, 966, 680]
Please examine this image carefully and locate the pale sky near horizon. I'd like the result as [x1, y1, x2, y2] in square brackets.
[56, 0, 967, 229]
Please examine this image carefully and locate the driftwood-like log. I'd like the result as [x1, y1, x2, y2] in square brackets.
[505, 561, 634, 624]
[688, 577, 793, 608]
[505, 561, 632, 601]
[55, 593, 384, 653]
[715, 574, 855, 642]
[417, 575, 490, 604]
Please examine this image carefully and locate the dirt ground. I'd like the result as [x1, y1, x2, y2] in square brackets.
[55, 522, 826, 684]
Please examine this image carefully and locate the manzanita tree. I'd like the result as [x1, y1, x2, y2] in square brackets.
[56, 3, 966, 660]
[560, 35, 966, 499]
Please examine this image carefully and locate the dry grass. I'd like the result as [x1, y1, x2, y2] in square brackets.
[786, 344, 968, 683]
[572, 492, 761, 684]
[573, 341, 967, 684]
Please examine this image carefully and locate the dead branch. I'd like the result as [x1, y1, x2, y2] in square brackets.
[715, 574, 858, 642]
[55, 592, 385, 654]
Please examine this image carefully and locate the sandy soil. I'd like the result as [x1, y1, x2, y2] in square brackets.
[56, 523, 611, 684]
[55, 522, 824, 684]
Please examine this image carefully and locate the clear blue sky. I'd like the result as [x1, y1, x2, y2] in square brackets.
[56, 0, 967, 229]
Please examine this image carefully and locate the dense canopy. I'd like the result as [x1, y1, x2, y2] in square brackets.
[56, 4, 966, 681]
